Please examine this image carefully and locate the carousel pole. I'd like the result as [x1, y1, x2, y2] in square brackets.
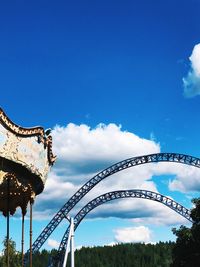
[29, 201, 33, 267]
[6, 177, 10, 267]
[21, 213, 25, 267]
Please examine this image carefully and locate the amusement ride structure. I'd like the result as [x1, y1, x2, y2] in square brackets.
[31, 152, 199, 267]
[0, 107, 199, 267]
[53, 189, 192, 267]
[0, 108, 56, 267]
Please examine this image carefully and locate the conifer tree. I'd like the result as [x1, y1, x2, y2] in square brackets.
[0, 237, 20, 267]
[171, 198, 200, 267]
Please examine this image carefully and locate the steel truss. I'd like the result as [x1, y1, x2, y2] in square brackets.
[29, 153, 200, 253]
[53, 189, 192, 266]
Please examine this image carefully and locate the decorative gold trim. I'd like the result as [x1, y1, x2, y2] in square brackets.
[0, 107, 44, 137]
[0, 107, 56, 165]
[46, 135, 57, 165]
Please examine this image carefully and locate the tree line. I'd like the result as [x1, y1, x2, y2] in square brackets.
[0, 241, 174, 267]
[67, 242, 174, 267]
[1, 198, 200, 267]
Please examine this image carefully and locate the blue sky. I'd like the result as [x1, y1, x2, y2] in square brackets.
[1, 0, 200, 253]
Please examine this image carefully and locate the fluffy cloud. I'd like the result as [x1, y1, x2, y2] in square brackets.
[114, 226, 151, 243]
[151, 162, 200, 193]
[34, 123, 160, 216]
[33, 123, 200, 224]
[51, 123, 160, 176]
[84, 191, 190, 227]
[130, 200, 190, 226]
[183, 43, 200, 98]
[169, 164, 200, 192]
[47, 238, 59, 249]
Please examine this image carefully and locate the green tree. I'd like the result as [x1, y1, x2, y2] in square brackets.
[66, 242, 173, 267]
[171, 198, 200, 267]
[0, 237, 21, 267]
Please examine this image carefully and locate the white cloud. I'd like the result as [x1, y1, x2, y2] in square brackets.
[114, 226, 151, 243]
[34, 123, 160, 217]
[152, 162, 200, 193]
[183, 43, 200, 98]
[106, 242, 117, 247]
[47, 238, 59, 249]
[85, 192, 190, 227]
[130, 201, 191, 226]
[33, 123, 199, 225]
[52, 123, 160, 172]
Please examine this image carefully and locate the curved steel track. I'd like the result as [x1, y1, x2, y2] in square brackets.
[54, 189, 192, 266]
[30, 153, 200, 252]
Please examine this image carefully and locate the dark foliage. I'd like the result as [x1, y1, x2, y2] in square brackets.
[0, 241, 174, 267]
[67, 242, 174, 267]
[171, 198, 200, 267]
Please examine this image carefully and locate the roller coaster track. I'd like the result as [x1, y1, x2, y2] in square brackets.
[30, 153, 200, 253]
[53, 189, 192, 266]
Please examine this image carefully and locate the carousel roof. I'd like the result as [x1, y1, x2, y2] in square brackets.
[0, 107, 56, 215]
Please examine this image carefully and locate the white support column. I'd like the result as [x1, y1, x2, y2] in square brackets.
[63, 217, 75, 267]
[70, 217, 75, 267]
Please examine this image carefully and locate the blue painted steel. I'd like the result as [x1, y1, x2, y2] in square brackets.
[29, 153, 200, 254]
[53, 189, 192, 266]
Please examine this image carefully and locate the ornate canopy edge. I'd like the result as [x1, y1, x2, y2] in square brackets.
[0, 107, 44, 137]
[0, 107, 56, 165]
[46, 135, 57, 165]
